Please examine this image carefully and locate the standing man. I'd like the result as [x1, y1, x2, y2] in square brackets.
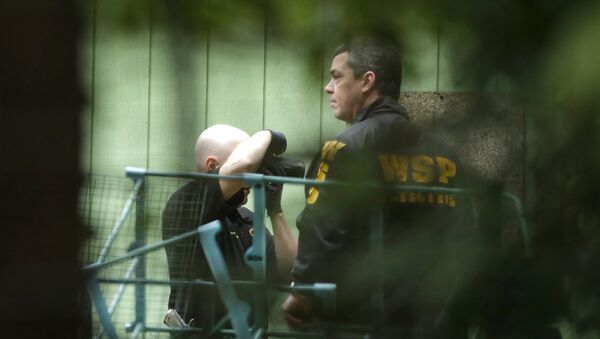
[282, 38, 471, 337]
[163, 124, 297, 330]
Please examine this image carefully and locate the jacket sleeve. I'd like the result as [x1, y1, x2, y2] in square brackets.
[292, 142, 368, 284]
[265, 232, 280, 281]
[292, 196, 349, 284]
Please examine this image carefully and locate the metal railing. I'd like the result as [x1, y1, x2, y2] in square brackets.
[82, 166, 530, 338]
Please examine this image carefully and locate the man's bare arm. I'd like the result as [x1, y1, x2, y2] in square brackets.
[218, 130, 272, 199]
[270, 212, 297, 281]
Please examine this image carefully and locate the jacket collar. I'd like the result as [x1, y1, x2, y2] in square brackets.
[351, 96, 408, 125]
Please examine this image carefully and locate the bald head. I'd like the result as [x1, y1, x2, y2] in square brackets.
[195, 124, 250, 172]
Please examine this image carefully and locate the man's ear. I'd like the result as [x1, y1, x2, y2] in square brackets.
[361, 71, 376, 93]
[205, 156, 219, 172]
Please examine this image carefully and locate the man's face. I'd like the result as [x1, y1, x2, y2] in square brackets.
[216, 160, 251, 207]
[324, 52, 366, 124]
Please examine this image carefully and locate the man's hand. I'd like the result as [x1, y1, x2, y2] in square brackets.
[266, 130, 287, 156]
[263, 166, 284, 216]
[266, 181, 283, 216]
[281, 293, 314, 329]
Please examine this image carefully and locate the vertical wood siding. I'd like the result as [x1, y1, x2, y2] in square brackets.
[80, 8, 456, 177]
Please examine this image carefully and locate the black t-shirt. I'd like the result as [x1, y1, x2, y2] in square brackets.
[162, 175, 277, 327]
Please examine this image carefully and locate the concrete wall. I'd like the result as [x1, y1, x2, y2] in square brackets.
[402, 92, 524, 197]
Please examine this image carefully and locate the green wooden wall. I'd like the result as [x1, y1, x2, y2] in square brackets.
[79, 5, 480, 178]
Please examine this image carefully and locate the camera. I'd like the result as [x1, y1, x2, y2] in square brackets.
[259, 155, 305, 178]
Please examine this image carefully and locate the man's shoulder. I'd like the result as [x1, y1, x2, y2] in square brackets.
[163, 178, 217, 216]
[362, 111, 411, 135]
[166, 179, 202, 202]
[337, 113, 411, 150]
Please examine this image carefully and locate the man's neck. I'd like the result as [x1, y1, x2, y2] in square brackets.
[363, 93, 381, 109]
[347, 93, 382, 125]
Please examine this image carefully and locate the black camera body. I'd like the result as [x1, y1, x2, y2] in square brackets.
[259, 155, 305, 178]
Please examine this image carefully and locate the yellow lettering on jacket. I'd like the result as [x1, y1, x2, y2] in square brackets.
[391, 192, 457, 207]
[378, 154, 458, 185]
[436, 156, 457, 184]
[307, 187, 318, 205]
[315, 162, 329, 181]
[307, 162, 329, 204]
[379, 154, 458, 208]
[320, 141, 346, 162]
[447, 195, 456, 207]
[378, 154, 409, 182]
[411, 156, 434, 183]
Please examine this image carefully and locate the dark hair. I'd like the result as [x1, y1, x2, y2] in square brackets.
[334, 37, 402, 100]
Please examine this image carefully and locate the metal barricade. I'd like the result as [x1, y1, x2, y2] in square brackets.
[80, 167, 530, 338]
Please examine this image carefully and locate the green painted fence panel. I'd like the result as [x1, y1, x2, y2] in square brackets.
[91, 1, 150, 176]
[437, 20, 477, 92]
[401, 23, 439, 92]
[264, 37, 322, 156]
[80, 1, 95, 174]
[263, 31, 323, 240]
[148, 24, 208, 172]
[206, 15, 266, 133]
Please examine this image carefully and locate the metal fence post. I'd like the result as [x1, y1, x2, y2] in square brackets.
[136, 177, 146, 329]
[242, 174, 268, 333]
[87, 274, 119, 339]
[128, 175, 146, 331]
[198, 221, 252, 339]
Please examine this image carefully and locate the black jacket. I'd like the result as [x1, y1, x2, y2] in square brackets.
[162, 176, 277, 328]
[293, 97, 474, 334]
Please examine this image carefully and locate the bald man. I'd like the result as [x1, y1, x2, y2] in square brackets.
[162, 124, 297, 330]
